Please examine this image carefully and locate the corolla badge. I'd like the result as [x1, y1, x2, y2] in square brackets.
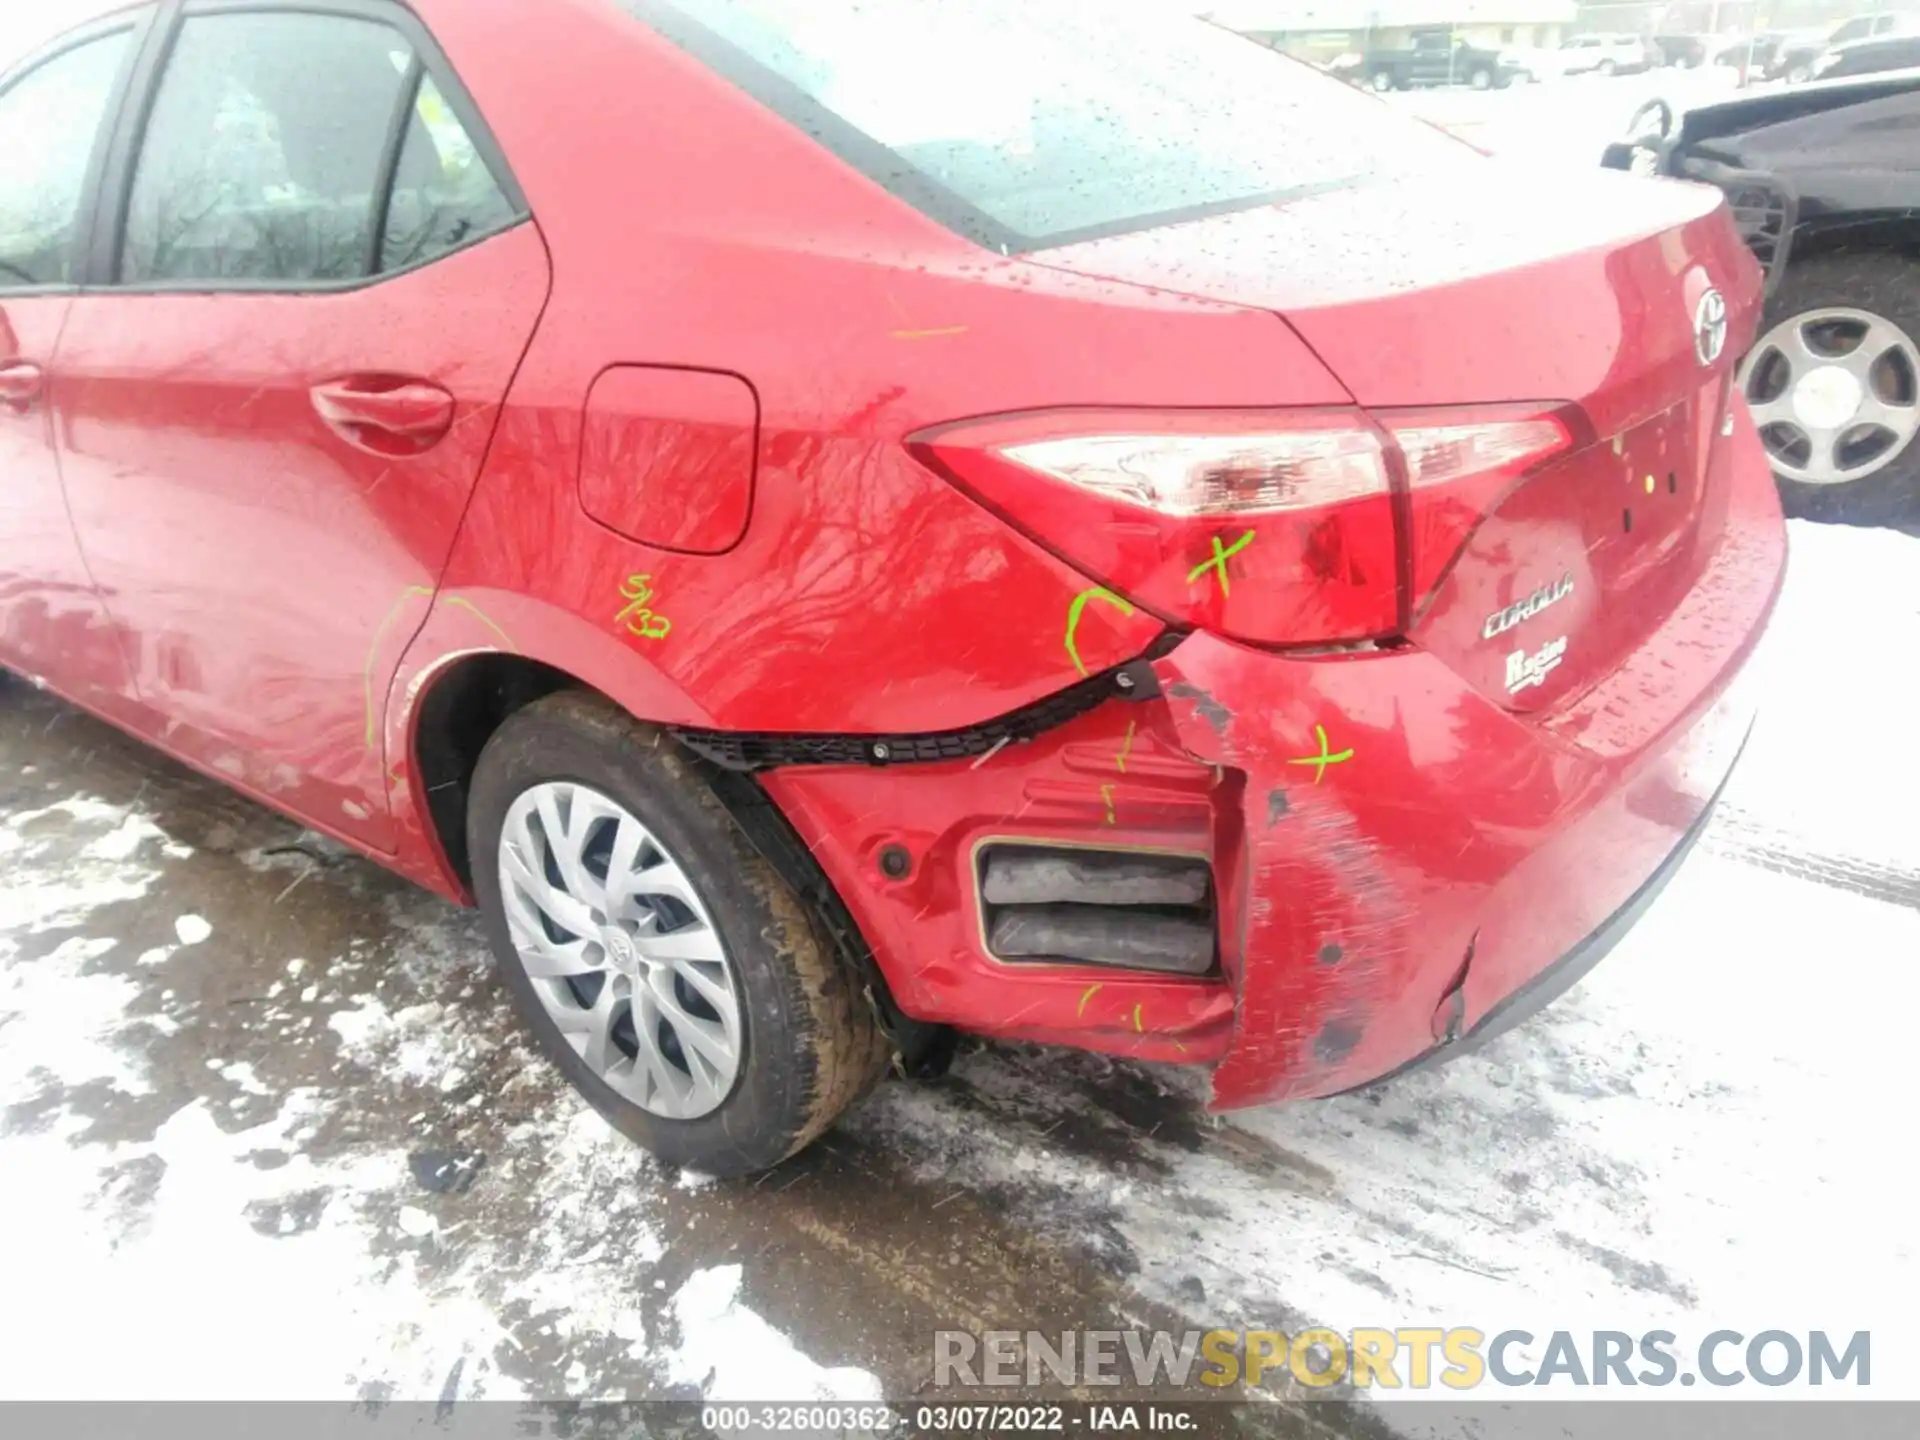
[1483, 574, 1574, 640]
[1694, 288, 1728, 366]
[1506, 636, 1569, 694]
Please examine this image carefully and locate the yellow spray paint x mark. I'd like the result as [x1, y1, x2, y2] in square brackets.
[1286, 724, 1355, 785]
[1100, 783, 1117, 827]
[1064, 586, 1135, 677]
[1186, 530, 1255, 597]
[890, 325, 969, 340]
[1115, 719, 1136, 774]
[1132, 1003, 1144, 1034]
[1077, 983, 1103, 1018]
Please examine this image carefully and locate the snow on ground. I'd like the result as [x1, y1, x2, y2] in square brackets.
[863, 518, 1920, 1408]
[1, 517, 1915, 1424]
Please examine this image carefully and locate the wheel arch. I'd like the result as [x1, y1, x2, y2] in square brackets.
[384, 586, 714, 897]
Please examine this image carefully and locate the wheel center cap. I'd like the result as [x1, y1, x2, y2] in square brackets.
[1793, 364, 1865, 431]
[603, 928, 639, 972]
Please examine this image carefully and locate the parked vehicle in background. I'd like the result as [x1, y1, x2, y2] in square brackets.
[3, 0, 1786, 1178]
[1770, 13, 1912, 82]
[1810, 28, 1920, 79]
[1560, 32, 1655, 75]
[1651, 33, 1708, 67]
[1340, 25, 1520, 90]
[1498, 44, 1563, 81]
[1711, 31, 1792, 73]
[1604, 74, 1920, 522]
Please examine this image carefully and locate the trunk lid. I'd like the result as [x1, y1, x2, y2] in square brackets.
[1030, 164, 1763, 713]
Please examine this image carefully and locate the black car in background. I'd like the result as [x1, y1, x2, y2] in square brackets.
[1650, 33, 1708, 66]
[1811, 31, 1920, 78]
[1769, 12, 1913, 81]
[1603, 75, 1920, 523]
[1714, 31, 1792, 71]
[1336, 26, 1520, 90]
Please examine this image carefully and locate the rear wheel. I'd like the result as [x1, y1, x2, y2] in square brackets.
[1597, 58, 1617, 75]
[1468, 66, 1493, 90]
[1742, 253, 1920, 525]
[1786, 61, 1812, 83]
[1369, 68, 1396, 92]
[468, 691, 889, 1176]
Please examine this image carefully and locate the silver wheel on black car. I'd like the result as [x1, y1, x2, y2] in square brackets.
[1744, 254, 1920, 525]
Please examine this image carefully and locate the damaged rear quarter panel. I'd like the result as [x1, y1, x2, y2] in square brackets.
[1151, 635, 1600, 1107]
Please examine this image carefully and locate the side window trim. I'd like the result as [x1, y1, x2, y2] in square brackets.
[87, 0, 529, 295]
[365, 58, 425, 278]
[0, 7, 157, 297]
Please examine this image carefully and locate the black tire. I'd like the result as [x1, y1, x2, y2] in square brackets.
[1597, 58, 1617, 76]
[1468, 66, 1493, 90]
[1368, 68, 1396, 93]
[467, 691, 889, 1176]
[1750, 252, 1920, 527]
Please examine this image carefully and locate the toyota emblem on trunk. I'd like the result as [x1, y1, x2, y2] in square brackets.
[1694, 288, 1728, 366]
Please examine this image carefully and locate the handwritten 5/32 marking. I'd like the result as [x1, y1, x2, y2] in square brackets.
[1287, 724, 1355, 784]
[616, 574, 671, 641]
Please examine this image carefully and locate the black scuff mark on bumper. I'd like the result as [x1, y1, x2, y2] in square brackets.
[1337, 742, 1743, 1097]
[1165, 681, 1232, 737]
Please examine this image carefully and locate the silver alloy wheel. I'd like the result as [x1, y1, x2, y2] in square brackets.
[1742, 306, 1920, 485]
[497, 781, 743, 1120]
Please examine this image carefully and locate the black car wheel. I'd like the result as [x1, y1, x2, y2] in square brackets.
[1468, 66, 1493, 90]
[1742, 253, 1920, 525]
[467, 691, 890, 1176]
[1369, 68, 1396, 92]
[1786, 61, 1813, 83]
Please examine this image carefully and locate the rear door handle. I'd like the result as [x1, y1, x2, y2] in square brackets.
[311, 378, 455, 450]
[0, 360, 45, 409]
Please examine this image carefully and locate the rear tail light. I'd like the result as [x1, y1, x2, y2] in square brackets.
[911, 406, 1571, 648]
[1384, 406, 1572, 609]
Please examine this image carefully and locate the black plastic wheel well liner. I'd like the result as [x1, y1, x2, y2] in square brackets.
[415, 653, 573, 889]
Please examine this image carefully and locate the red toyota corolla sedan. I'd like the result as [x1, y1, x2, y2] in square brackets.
[0, 0, 1785, 1175]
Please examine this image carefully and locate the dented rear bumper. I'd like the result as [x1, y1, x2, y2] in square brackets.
[759, 410, 1785, 1109]
[1149, 414, 1785, 1108]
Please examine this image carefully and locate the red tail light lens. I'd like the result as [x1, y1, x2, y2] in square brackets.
[910, 405, 1572, 649]
[1382, 406, 1573, 611]
[913, 409, 1400, 647]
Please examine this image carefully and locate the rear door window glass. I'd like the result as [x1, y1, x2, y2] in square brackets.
[379, 73, 518, 273]
[625, 0, 1469, 252]
[0, 31, 132, 288]
[121, 12, 411, 284]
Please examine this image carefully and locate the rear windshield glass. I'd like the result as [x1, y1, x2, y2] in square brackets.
[620, 0, 1471, 252]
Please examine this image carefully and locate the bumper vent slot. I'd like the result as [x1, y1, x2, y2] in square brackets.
[979, 845, 1216, 977]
